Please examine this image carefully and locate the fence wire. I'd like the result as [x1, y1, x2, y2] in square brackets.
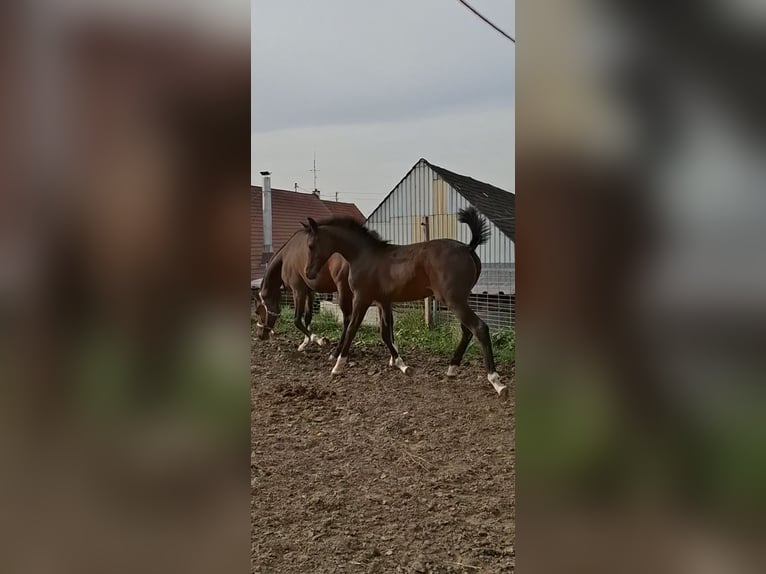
[254, 271, 515, 333]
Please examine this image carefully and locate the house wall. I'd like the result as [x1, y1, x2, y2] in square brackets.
[366, 160, 515, 294]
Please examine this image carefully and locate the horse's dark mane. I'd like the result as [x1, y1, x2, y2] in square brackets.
[317, 216, 390, 247]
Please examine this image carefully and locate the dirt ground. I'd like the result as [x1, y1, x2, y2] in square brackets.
[251, 336, 515, 574]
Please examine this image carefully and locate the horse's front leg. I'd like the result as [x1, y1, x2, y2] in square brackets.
[331, 312, 351, 361]
[379, 304, 411, 375]
[331, 299, 370, 375]
[292, 290, 313, 351]
[330, 289, 353, 361]
[303, 292, 327, 347]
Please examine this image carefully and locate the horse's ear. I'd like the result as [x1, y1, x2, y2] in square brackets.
[307, 218, 318, 233]
[301, 222, 309, 230]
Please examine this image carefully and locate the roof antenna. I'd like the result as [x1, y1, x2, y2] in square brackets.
[309, 152, 320, 197]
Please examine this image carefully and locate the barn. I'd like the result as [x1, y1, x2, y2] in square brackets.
[365, 158, 515, 327]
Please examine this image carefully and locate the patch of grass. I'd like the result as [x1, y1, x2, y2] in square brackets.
[304, 311, 344, 339]
[391, 310, 515, 364]
[256, 308, 514, 365]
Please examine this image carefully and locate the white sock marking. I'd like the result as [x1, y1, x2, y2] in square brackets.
[298, 336, 310, 351]
[487, 372, 508, 399]
[446, 365, 458, 377]
[331, 356, 347, 375]
[390, 346, 410, 374]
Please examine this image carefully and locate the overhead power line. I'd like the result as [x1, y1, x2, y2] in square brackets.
[456, 0, 515, 44]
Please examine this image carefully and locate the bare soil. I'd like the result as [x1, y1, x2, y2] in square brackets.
[251, 336, 515, 573]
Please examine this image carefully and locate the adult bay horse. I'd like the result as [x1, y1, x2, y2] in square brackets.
[303, 207, 507, 400]
[255, 229, 404, 369]
[255, 229, 347, 353]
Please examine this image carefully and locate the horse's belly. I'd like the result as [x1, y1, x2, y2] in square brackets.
[384, 263, 431, 302]
[389, 285, 431, 302]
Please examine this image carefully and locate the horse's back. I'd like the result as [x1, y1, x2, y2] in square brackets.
[373, 239, 480, 302]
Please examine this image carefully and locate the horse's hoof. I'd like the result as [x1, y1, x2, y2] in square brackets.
[487, 372, 507, 400]
[331, 356, 347, 375]
[318, 337, 329, 346]
[402, 366, 413, 376]
[446, 365, 458, 378]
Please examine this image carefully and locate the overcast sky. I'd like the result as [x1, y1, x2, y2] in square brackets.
[252, 0, 514, 216]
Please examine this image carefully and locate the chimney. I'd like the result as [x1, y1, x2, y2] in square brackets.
[260, 171, 273, 263]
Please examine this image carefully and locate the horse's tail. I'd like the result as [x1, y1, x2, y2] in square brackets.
[458, 207, 490, 251]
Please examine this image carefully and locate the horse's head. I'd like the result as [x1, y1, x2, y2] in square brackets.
[303, 217, 332, 280]
[254, 288, 280, 340]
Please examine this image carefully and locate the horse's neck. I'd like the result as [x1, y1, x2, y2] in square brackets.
[330, 228, 365, 262]
[262, 254, 284, 292]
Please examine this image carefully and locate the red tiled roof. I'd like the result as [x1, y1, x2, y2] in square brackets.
[321, 199, 365, 221]
[251, 186, 364, 280]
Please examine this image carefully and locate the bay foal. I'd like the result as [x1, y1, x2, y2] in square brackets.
[303, 207, 507, 400]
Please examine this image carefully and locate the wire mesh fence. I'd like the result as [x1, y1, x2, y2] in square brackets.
[253, 271, 515, 333]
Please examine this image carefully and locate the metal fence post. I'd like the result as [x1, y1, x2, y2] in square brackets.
[421, 215, 434, 328]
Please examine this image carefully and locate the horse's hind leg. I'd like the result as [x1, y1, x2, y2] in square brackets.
[379, 304, 411, 375]
[448, 301, 507, 400]
[446, 323, 473, 377]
